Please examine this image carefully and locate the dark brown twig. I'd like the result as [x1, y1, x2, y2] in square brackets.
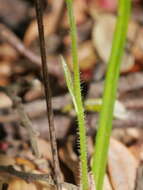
[34, 0, 62, 187]
[2, 183, 8, 190]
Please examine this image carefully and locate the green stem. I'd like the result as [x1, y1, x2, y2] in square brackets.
[65, 0, 89, 189]
[92, 0, 131, 189]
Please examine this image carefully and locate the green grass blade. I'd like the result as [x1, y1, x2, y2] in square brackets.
[92, 0, 131, 189]
[60, 56, 78, 113]
[65, 0, 89, 189]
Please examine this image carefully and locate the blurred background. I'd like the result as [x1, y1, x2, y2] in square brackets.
[0, 0, 143, 189]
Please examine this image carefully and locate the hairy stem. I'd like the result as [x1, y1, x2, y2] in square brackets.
[65, 0, 89, 189]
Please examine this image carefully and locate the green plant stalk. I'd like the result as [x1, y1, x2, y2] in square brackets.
[92, 0, 131, 189]
[61, 56, 78, 113]
[65, 0, 89, 189]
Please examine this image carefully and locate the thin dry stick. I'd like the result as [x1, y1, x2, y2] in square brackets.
[0, 165, 54, 185]
[0, 165, 79, 190]
[0, 24, 41, 67]
[0, 24, 63, 82]
[12, 96, 40, 158]
[0, 86, 39, 158]
[34, 0, 62, 187]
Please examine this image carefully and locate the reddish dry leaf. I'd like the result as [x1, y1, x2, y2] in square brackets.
[87, 0, 139, 13]
[95, 0, 117, 11]
[87, 0, 117, 12]
[108, 138, 138, 190]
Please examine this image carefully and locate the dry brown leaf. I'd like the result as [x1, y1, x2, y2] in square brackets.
[0, 43, 18, 61]
[0, 92, 12, 109]
[8, 178, 54, 190]
[67, 41, 96, 71]
[73, 0, 87, 24]
[15, 157, 36, 171]
[24, 79, 43, 102]
[24, 16, 49, 47]
[0, 154, 15, 166]
[132, 26, 143, 61]
[92, 14, 136, 73]
[8, 179, 38, 190]
[24, 0, 64, 47]
[0, 61, 11, 76]
[59, 136, 79, 184]
[129, 142, 143, 162]
[37, 138, 52, 161]
[62, 0, 87, 28]
[103, 175, 113, 190]
[0, 61, 12, 85]
[89, 173, 113, 190]
[108, 138, 138, 190]
[66, 41, 96, 81]
[0, 77, 9, 86]
[112, 128, 140, 145]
